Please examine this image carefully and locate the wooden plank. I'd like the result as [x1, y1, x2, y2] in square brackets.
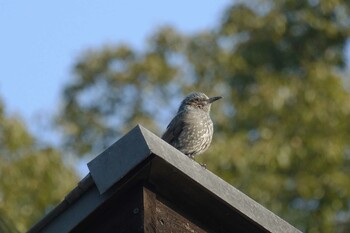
[143, 187, 207, 233]
[143, 187, 157, 232]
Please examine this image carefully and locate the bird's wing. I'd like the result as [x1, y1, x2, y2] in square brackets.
[161, 112, 185, 144]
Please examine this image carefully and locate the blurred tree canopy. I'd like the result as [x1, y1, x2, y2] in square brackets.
[0, 100, 78, 232]
[57, 0, 350, 232]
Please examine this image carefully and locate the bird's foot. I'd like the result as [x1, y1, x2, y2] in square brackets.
[199, 163, 207, 169]
[187, 154, 206, 169]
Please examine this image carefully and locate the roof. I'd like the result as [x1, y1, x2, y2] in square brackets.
[28, 125, 301, 233]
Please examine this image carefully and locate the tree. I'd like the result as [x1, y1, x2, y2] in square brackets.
[57, 0, 350, 232]
[0, 210, 19, 233]
[0, 100, 78, 232]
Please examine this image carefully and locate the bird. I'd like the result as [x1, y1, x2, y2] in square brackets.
[162, 92, 222, 159]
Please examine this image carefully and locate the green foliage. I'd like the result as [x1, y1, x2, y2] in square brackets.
[57, 0, 350, 232]
[58, 39, 183, 155]
[0, 101, 78, 232]
[0, 210, 19, 233]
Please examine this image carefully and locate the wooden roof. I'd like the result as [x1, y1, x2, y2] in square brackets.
[28, 125, 301, 233]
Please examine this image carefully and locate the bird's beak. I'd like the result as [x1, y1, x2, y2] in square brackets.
[208, 96, 222, 103]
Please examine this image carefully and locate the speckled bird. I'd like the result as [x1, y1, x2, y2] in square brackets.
[162, 92, 222, 158]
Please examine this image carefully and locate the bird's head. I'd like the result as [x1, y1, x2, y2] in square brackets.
[178, 92, 222, 113]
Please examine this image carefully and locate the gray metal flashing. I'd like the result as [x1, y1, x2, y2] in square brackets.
[28, 125, 301, 233]
[87, 125, 151, 194]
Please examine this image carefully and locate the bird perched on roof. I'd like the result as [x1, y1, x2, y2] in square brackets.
[162, 92, 222, 158]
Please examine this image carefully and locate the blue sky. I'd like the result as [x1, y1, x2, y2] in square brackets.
[0, 0, 232, 140]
